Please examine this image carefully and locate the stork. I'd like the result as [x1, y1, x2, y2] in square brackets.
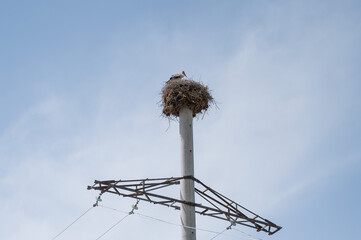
[169, 71, 187, 81]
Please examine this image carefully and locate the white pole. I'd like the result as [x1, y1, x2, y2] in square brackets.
[179, 107, 196, 240]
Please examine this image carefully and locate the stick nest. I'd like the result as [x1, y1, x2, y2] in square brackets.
[161, 79, 214, 118]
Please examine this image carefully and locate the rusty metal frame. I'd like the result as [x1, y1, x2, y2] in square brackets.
[87, 176, 282, 235]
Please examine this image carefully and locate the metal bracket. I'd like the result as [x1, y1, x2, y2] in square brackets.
[87, 176, 282, 235]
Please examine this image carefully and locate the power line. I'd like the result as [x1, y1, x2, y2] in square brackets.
[51, 206, 94, 240]
[208, 228, 229, 240]
[99, 205, 218, 234]
[233, 228, 264, 240]
[99, 204, 262, 240]
[95, 214, 130, 240]
[50, 203, 262, 240]
[95, 200, 139, 240]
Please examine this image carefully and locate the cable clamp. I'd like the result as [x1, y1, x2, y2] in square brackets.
[93, 195, 102, 207]
[227, 220, 236, 230]
[129, 200, 140, 215]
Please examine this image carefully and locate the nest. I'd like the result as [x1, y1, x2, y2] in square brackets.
[161, 78, 213, 118]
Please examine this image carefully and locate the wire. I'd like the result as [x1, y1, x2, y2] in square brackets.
[98, 204, 261, 240]
[95, 200, 139, 240]
[95, 214, 130, 240]
[232, 228, 264, 240]
[50, 201, 264, 240]
[51, 206, 94, 240]
[208, 228, 228, 240]
[99, 205, 218, 234]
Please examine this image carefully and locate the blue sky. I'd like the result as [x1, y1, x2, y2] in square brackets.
[1, 1, 360, 239]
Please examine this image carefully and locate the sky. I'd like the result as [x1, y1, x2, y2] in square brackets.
[0, 0, 361, 239]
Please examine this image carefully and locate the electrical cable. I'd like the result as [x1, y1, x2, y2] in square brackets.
[98, 204, 261, 240]
[208, 227, 229, 240]
[232, 228, 264, 240]
[95, 214, 130, 240]
[99, 205, 218, 234]
[51, 206, 94, 240]
[95, 200, 139, 240]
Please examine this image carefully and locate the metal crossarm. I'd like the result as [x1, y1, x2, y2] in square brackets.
[87, 176, 282, 235]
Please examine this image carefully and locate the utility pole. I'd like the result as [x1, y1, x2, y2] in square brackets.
[88, 72, 282, 239]
[179, 107, 196, 240]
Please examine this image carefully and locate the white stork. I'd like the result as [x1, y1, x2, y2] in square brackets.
[169, 71, 187, 81]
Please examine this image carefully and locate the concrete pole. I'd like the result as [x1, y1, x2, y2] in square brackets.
[179, 107, 196, 240]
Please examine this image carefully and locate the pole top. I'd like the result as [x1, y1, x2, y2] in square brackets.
[161, 72, 214, 118]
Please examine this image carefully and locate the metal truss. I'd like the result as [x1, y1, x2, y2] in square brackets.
[87, 176, 282, 235]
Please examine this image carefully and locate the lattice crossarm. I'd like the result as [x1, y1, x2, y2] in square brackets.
[87, 176, 282, 235]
